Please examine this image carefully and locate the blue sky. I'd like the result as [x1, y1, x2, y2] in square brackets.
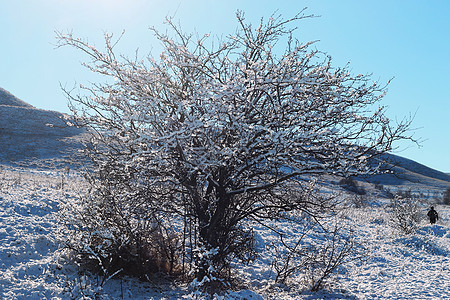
[1, 0, 449, 172]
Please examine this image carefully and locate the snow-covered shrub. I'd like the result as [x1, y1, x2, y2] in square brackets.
[443, 188, 450, 205]
[189, 245, 230, 295]
[348, 194, 369, 208]
[64, 273, 105, 300]
[57, 9, 414, 289]
[389, 193, 422, 234]
[303, 224, 365, 292]
[270, 214, 366, 292]
[60, 166, 182, 281]
[339, 177, 366, 196]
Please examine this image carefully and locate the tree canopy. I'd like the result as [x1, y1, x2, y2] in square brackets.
[57, 11, 413, 288]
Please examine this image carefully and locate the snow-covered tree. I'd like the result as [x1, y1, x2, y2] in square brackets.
[57, 11, 413, 284]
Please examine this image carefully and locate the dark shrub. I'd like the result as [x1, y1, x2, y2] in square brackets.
[443, 188, 450, 205]
[339, 177, 366, 195]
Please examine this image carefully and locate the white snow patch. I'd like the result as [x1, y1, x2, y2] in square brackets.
[0, 165, 449, 299]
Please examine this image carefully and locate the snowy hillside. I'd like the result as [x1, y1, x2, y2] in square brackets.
[363, 154, 450, 193]
[1, 87, 448, 189]
[386, 154, 450, 182]
[0, 87, 34, 108]
[0, 88, 84, 167]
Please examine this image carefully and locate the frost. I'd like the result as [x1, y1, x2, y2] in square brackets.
[50, 11, 416, 298]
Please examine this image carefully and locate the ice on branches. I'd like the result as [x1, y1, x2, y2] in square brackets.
[56, 11, 414, 287]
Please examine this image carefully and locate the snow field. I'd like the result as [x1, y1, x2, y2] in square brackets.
[0, 166, 449, 299]
[339, 206, 450, 299]
[0, 166, 72, 298]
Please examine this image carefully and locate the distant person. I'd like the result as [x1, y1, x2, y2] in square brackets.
[427, 206, 439, 224]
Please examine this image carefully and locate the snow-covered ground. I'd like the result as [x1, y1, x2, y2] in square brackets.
[0, 166, 70, 298]
[1, 164, 449, 299]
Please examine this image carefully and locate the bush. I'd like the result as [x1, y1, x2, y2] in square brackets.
[271, 217, 366, 292]
[348, 194, 369, 208]
[60, 169, 182, 281]
[339, 177, 366, 196]
[57, 8, 413, 290]
[443, 188, 450, 205]
[389, 192, 422, 234]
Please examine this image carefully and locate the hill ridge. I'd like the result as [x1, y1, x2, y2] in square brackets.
[385, 153, 450, 183]
[0, 87, 83, 166]
[0, 87, 34, 108]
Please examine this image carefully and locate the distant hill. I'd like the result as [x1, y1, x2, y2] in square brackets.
[0, 87, 84, 167]
[359, 153, 450, 192]
[0, 87, 34, 108]
[383, 154, 450, 183]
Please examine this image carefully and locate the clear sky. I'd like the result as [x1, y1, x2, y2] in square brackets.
[1, 0, 449, 172]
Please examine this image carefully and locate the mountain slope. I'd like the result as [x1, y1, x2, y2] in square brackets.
[0, 87, 34, 108]
[384, 153, 450, 183]
[0, 88, 84, 166]
[363, 153, 450, 191]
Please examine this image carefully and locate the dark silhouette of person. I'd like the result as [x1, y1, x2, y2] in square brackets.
[427, 206, 439, 224]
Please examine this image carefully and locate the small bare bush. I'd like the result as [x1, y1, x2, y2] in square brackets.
[305, 225, 364, 292]
[348, 194, 368, 208]
[59, 171, 182, 281]
[389, 193, 422, 234]
[271, 214, 366, 292]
